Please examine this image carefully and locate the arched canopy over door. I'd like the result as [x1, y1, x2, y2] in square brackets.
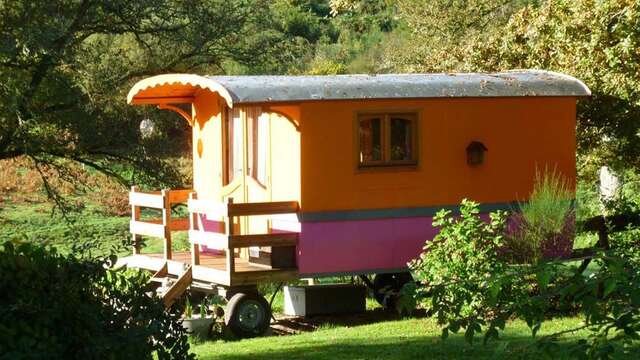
[127, 74, 234, 107]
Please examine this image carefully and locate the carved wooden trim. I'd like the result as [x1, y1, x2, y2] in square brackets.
[157, 104, 193, 127]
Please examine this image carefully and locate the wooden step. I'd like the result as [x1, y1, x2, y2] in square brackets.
[163, 265, 193, 309]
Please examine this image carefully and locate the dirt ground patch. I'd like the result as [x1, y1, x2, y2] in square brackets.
[270, 308, 429, 335]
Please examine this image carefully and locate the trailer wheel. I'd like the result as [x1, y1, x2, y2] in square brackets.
[225, 292, 271, 338]
[373, 272, 413, 310]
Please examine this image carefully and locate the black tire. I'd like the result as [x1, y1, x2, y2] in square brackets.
[372, 272, 413, 309]
[224, 292, 271, 338]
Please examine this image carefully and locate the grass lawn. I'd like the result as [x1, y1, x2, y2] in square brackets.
[192, 316, 639, 360]
[0, 200, 189, 256]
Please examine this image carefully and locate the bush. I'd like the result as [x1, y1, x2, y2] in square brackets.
[0, 241, 193, 359]
[506, 168, 575, 264]
[408, 199, 640, 358]
[406, 199, 521, 339]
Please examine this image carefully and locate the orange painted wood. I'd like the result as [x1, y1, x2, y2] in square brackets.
[299, 97, 577, 213]
[158, 104, 193, 127]
[131, 186, 142, 255]
[163, 265, 192, 309]
[189, 192, 200, 266]
[169, 218, 190, 231]
[144, 218, 188, 231]
[230, 269, 298, 286]
[161, 190, 172, 260]
[131, 96, 194, 104]
[151, 262, 168, 279]
[226, 198, 235, 276]
[228, 201, 299, 216]
[168, 189, 193, 203]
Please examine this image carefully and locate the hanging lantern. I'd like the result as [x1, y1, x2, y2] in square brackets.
[139, 118, 156, 138]
[466, 141, 488, 166]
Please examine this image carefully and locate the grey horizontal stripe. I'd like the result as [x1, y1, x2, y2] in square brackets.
[299, 201, 520, 223]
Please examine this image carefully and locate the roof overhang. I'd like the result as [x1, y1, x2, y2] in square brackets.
[127, 74, 234, 108]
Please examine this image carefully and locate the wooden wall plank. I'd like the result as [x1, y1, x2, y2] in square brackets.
[163, 265, 192, 309]
[129, 191, 164, 209]
[188, 230, 228, 248]
[230, 270, 298, 286]
[188, 198, 228, 217]
[168, 189, 193, 203]
[229, 233, 298, 248]
[228, 201, 299, 216]
[129, 221, 165, 238]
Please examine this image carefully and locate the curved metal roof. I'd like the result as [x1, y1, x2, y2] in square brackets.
[127, 70, 590, 107]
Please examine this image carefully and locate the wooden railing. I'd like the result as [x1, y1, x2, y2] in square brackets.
[187, 193, 300, 282]
[129, 186, 192, 259]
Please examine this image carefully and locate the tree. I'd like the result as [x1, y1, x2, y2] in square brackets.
[0, 0, 290, 208]
[384, 0, 531, 72]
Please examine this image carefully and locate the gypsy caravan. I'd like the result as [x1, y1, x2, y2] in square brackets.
[121, 71, 590, 337]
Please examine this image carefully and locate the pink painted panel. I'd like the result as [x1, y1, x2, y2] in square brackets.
[298, 213, 574, 276]
[198, 214, 225, 255]
[298, 216, 439, 276]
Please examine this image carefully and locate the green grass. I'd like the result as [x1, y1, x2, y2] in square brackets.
[0, 200, 189, 256]
[191, 316, 639, 360]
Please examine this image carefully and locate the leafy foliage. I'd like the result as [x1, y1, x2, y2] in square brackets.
[407, 200, 514, 342]
[409, 199, 640, 358]
[0, 241, 193, 359]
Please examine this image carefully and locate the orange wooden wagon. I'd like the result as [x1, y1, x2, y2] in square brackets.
[119, 71, 590, 337]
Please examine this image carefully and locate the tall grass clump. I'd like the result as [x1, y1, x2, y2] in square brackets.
[506, 168, 574, 263]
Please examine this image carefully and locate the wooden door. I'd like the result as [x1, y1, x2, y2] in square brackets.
[245, 109, 271, 261]
[221, 107, 271, 259]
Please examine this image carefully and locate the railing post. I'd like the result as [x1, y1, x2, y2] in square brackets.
[189, 192, 200, 266]
[131, 186, 141, 255]
[226, 198, 235, 280]
[161, 189, 172, 260]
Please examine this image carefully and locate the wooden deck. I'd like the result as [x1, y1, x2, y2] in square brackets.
[126, 188, 300, 288]
[149, 251, 269, 272]
[118, 251, 298, 287]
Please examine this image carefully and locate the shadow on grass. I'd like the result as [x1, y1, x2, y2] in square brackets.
[272, 308, 429, 335]
[199, 333, 640, 360]
[196, 313, 640, 360]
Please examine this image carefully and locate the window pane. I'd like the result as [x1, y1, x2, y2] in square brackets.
[359, 117, 382, 163]
[248, 111, 268, 186]
[225, 108, 243, 184]
[390, 117, 413, 161]
[224, 115, 234, 184]
[256, 114, 268, 185]
[232, 115, 243, 178]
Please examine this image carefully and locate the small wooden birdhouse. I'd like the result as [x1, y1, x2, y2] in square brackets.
[466, 141, 488, 166]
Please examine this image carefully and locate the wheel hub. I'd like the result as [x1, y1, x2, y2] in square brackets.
[237, 300, 265, 331]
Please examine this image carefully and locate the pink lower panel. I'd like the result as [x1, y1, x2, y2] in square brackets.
[297, 217, 439, 276]
[198, 214, 225, 255]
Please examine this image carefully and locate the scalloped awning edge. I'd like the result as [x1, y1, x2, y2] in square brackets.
[126, 74, 234, 108]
